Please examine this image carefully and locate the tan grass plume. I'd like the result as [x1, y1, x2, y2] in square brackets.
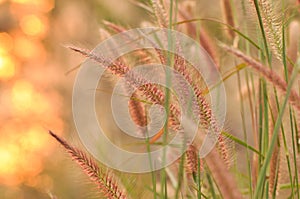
[268, 96, 281, 197]
[249, 0, 283, 60]
[49, 131, 127, 199]
[222, 44, 300, 112]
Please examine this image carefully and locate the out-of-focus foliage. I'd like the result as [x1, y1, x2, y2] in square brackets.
[0, 0, 146, 198]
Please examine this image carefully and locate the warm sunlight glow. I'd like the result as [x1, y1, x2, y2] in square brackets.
[35, 0, 54, 12]
[0, 147, 18, 174]
[0, 141, 44, 186]
[0, 0, 65, 193]
[20, 15, 47, 37]
[0, 55, 16, 80]
[26, 174, 54, 190]
[0, 121, 58, 186]
[14, 37, 45, 61]
[11, 0, 54, 12]
[11, 0, 29, 3]
[0, 32, 13, 53]
[11, 80, 34, 113]
[21, 125, 48, 152]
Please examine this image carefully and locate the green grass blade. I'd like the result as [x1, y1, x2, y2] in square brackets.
[175, 18, 261, 50]
[254, 59, 300, 198]
[222, 131, 263, 157]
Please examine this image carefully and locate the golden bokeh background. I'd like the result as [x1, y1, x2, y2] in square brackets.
[0, 0, 144, 198]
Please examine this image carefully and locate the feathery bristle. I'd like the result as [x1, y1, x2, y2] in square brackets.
[249, 0, 283, 60]
[49, 131, 127, 199]
[67, 45, 130, 76]
[222, 44, 300, 112]
[268, 97, 281, 197]
[185, 144, 200, 174]
[103, 20, 126, 33]
[69, 44, 232, 172]
[150, 0, 169, 28]
[128, 91, 148, 136]
[204, 148, 243, 199]
[68, 42, 231, 166]
[171, 49, 231, 165]
[68, 45, 181, 135]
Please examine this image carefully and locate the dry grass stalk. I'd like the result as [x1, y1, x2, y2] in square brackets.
[177, 6, 220, 68]
[102, 21, 167, 65]
[249, 0, 282, 60]
[222, 44, 300, 112]
[185, 144, 199, 175]
[70, 35, 233, 172]
[150, 0, 169, 28]
[69, 11, 239, 196]
[146, 46, 232, 165]
[68, 46, 182, 131]
[268, 96, 281, 197]
[220, 0, 235, 39]
[287, 21, 300, 75]
[69, 43, 241, 199]
[184, 144, 203, 177]
[128, 91, 148, 136]
[48, 131, 127, 199]
[99, 21, 229, 163]
[188, 127, 242, 199]
[103, 20, 126, 33]
[204, 147, 243, 199]
[67, 46, 130, 77]
[250, 81, 262, 190]
[128, 92, 147, 127]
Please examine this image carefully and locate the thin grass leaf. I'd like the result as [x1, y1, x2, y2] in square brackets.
[254, 59, 300, 198]
[222, 131, 262, 157]
[221, 44, 300, 113]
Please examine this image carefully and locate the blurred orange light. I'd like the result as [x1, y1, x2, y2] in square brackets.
[0, 121, 59, 186]
[26, 174, 53, 190]
[20, 15, 47, 37]
[14, 36, 46, 61]
[11, 80, 34, 113]
[0, 142, 23, 186]
[0, 54, 16, 80]
[21, 154, 43, 177]
[0, 32, 13, 53]
[0, 145, 19, 175]
[35, 0, 55, 12]
[11, 0, 28, 3]
[21, 125, 48, 151]
[11, 0, 54, 12]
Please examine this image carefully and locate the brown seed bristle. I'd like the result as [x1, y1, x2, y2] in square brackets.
[185, 144, 198, 174]
[249, 0, 282, 60]
[150, 0, 169, 28]
[268, 97, 281, 196]
[49, 131, 127, 199]
[222, 44, 300, 112]
[204, 148, 243, 199]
